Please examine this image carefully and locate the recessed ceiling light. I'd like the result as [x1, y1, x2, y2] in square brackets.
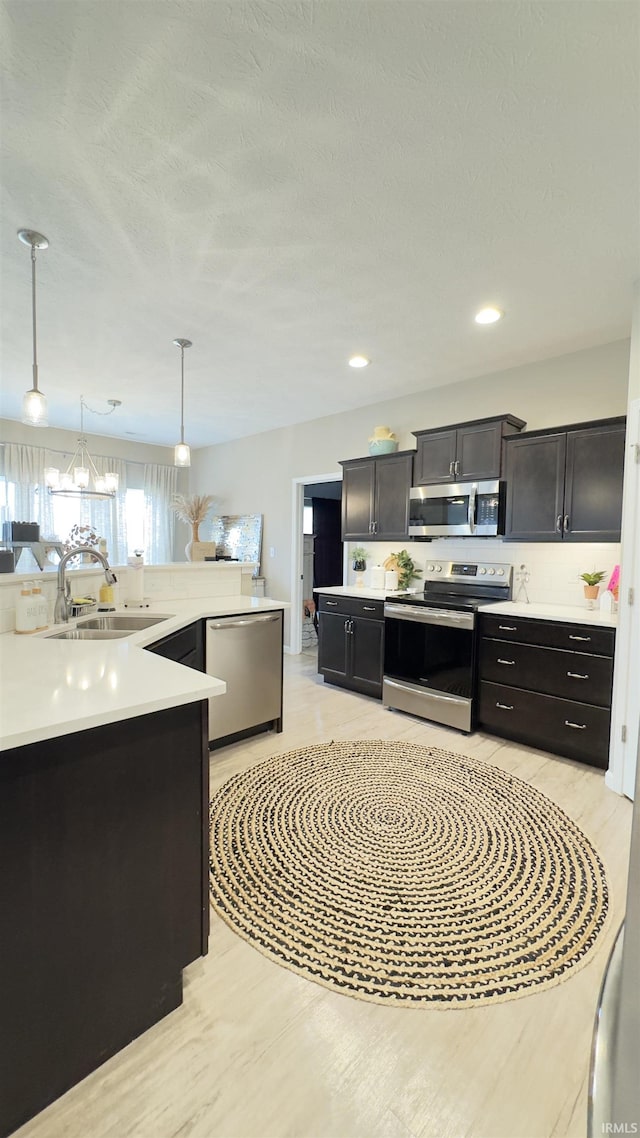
[349, 355, 370, 368]
[475, 307, 504, 325]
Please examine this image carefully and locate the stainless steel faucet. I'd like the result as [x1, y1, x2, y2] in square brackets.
[54, 546, 117, 623]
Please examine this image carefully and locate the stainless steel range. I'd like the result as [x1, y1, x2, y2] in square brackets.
[383, 559, 512, 733]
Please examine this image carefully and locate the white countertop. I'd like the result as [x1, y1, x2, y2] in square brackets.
[0, 596, 288, 752]
[315, 588, 617, 628]
[481, 600, 618, 627]
[314, 586, 415, 600]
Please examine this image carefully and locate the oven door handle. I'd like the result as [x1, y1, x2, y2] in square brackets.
[384, 603, 474, 630]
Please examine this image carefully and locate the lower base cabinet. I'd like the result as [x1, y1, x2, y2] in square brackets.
[317, 594, 384, 698]
[145, 619, 204, 671]
[478, 613, 615, 768]
[0, 701, 209, 1138]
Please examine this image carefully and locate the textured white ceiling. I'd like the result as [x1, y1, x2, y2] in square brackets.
[1, 0, 638, 448]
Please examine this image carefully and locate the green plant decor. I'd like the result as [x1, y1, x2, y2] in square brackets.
[392, 549, 422, 591]
[580, 571, 606, 586]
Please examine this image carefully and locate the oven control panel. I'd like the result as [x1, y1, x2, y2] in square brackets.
[424, 560, 512, 583]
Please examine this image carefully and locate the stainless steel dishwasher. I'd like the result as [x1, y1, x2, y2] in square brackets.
[206, 610, 283, 745]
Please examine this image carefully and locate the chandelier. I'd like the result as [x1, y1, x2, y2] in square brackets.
[45, 396, 121, 499]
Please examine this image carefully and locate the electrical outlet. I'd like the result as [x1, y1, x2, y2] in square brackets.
[269, 546, 276, 558]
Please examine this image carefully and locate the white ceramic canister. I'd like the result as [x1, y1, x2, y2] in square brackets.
[15, 583, 37, 633]
[31, 582, 49, 630]
[370, 565, 385, 590]
[125, 552, 145, 607]
[384, 569, 399, 592]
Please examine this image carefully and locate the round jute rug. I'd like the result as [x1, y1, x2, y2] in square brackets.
[208, 740, 609, 1007]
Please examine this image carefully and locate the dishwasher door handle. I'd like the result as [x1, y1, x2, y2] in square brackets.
[207, 614, 280, 630]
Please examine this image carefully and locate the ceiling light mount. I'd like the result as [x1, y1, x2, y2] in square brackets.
[18, 228, 50, 426]
[173, 338, 192, 468]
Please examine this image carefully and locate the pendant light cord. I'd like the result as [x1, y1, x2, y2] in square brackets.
[180, 345, 185, 445]
[31, 245, 39, 390]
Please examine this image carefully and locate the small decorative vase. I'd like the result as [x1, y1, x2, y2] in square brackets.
[185, 523, 200, 562]
[584, 584, 599, 609]
[353, 558, 366, 589]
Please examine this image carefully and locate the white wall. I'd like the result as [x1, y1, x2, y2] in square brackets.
[191, 339, 630, 634]
[0, 418, 177, 465]
[608, 282, 640, 798]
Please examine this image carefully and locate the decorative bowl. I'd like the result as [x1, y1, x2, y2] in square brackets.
[368, 438, 399, 456]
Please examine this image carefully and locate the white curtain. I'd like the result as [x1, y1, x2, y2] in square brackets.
[143, 463, 177, 563]
[2, 444, 177, 566]
[86, 456, 128, 564]
[3, 443, 57, 537]
[2, 444, 128, 563]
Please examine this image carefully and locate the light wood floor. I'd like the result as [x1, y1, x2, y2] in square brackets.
[17, 652, 633, 1138]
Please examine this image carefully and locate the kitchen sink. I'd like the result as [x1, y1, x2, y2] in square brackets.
[46, 628, 134, 640]
[76, 613, 175, 631]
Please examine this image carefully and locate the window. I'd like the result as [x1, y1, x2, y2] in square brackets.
[1, 444, 177, 566]
[303, 505, 313, 535]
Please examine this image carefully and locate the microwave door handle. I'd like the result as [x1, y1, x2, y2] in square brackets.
[468, 486, 477, 534]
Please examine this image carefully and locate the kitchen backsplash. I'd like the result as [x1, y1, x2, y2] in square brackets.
[0, 561, 257, 634]
[346, 538, 622, 608]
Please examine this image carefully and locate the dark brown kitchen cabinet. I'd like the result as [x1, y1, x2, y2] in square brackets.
[340, 452, 413, 541]
[317, 594, 384, 698]
[504, 417, 625, 542]
[412, 414, 525, 485]
[145, 620, 204, 671]
[0, 700, 209, 1138]
[477, 612, 615, 768]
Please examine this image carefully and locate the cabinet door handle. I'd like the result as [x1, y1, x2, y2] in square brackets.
[497, 658, 516, 665]
[498, 625, 517, 631]
[556, 514, 563, 534]
[363, 605, 376, 611]
[326, 600, 338, 606]
[565, 720, 587, 730]
[569, 634, 591, 642]
[449, 460, 454, 475]
[455, 459, 460, 476]
[563, 514, 570, 532]
[496, 701, 514, 711]
[373, 520, 377, 534]
[567, 671, 589, 680]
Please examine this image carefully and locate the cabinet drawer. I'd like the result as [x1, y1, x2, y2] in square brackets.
[479, 640, 614, 707]
[480, 614, 615, 657]
[478, 681, 611, 768]
[317, 595, 384, 620]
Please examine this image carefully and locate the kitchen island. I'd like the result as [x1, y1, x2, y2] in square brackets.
[0, 595, 286, 1138]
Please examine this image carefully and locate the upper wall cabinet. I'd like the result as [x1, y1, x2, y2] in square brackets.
[504, 417, 626, 542]
[412, 414, 526, 485]
[340, 452, 414, 541]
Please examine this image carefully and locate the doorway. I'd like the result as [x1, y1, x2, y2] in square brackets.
[290, 473, 345, 655]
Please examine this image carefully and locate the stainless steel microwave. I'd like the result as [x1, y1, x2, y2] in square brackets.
[408, 479, 505, 538]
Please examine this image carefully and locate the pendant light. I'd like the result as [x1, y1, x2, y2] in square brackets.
[18, 229, 49, 426]
[45, 395, 121, 498]
[173, 337, 192, 467]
